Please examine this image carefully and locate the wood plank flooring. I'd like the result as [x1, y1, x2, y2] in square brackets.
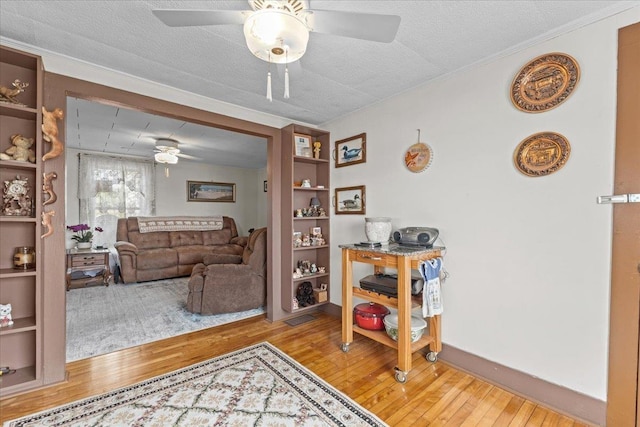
[0, 312, 593, 426]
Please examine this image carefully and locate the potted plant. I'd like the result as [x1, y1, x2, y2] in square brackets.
[67, 224, 103, 250]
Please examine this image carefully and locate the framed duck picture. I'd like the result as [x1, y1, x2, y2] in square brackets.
[335, 133, 366, 168]
[334, 185, 366, 215]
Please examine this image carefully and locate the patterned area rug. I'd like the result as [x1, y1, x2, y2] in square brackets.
[4, 342, 387, 427]
[66, 277, 264, 362]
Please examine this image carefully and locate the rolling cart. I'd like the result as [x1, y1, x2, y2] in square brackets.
[340, 243, 443, 383]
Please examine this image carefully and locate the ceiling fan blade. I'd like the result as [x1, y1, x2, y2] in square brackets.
[177, 153, 199, 160]
[152, 9, 249, 27]
[301, 9, 400, 43]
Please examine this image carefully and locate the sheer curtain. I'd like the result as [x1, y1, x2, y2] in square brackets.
[78, 153, 156, 248]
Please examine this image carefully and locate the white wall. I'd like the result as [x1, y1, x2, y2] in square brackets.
[66, 148, 267, 246]
[325, 8, 640, 400]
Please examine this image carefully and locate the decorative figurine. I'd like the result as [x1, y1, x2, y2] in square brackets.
[0, 79, 29, 105]
[42, 172, 58, 206]
[3, 175, 32, 216]
[42, 107, 65, 161]
[0, 303, 14, 327]
[41, 210, 55, 239]
[313, 141, 321, 159]
[0, 134, 36, 163]
[301, 179, 311, 188]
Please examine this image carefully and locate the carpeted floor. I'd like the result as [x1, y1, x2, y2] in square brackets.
[4, 342, 387, 427]
[66, 277, 264, 362]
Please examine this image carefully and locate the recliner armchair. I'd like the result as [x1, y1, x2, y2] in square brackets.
[186, 227, 266, 315]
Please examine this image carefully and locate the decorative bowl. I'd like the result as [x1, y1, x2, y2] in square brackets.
[383, 314, 427, 343]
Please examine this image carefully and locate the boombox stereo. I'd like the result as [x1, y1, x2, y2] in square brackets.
[392, 227, 439, 248]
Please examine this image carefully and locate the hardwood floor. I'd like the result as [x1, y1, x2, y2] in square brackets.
[0, 312, 592, 426]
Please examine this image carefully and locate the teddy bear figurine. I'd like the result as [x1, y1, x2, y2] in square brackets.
[0, 134, 36, 163]
[0, 303, 14, 327]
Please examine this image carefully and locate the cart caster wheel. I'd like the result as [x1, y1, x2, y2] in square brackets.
[340, 343, 350, 353]
[426, 351, 438, 363]
[394, 370, 407, 383]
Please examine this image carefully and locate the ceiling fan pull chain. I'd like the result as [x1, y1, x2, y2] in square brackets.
[284, 67, 290, 99]
[266, 52, 273, 102]
[284, 50, 290, 99]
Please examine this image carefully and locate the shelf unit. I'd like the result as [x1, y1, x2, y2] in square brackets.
[281, 124, 331, 313]
[0, 45, 44, 396]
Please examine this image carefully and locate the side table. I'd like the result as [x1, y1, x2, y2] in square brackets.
[66, 248, 112, 291]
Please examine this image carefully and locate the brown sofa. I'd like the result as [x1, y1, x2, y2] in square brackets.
[114, 216, 246, 284]
[187, 227, 266, 315]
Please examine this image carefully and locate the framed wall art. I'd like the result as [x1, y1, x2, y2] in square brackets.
[187, 181, 236, 202]
[335, 133, 366, 168]
[293, 133, 313, 157]
[334, 185, 366, 215]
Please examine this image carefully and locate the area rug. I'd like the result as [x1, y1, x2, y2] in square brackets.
[4, 342, 387, 427]
[66, 277, 264, 362]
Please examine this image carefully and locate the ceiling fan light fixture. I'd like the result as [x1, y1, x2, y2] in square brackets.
[154, 152, 179, 164]
[243, 9, 309, 64]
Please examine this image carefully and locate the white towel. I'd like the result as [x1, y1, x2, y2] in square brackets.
[419, 257, 443, 318]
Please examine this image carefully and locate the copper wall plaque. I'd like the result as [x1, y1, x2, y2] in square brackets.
[514, 132, 571, 177]
[511, 53, 580, 113]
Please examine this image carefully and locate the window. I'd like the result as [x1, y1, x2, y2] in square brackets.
[78, 153, 155, 247]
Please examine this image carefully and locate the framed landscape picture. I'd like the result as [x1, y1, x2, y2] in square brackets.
[187, 181, 236, 202]
[335, 133, 366, 168]
[335, 185, 366, 215]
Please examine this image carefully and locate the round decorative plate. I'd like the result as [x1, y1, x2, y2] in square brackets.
[404, 142, 433, 173]
[514, 132, 571, 177]
[510, 53, 580, 113]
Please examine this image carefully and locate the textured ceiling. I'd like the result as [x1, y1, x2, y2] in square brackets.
[65, 97, 268, 168]
[1, 0, 636, 166]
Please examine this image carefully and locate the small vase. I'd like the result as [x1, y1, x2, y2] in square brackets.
[77, 242, 92, 250]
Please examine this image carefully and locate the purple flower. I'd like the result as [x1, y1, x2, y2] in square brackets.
[66, 223, 103, 243]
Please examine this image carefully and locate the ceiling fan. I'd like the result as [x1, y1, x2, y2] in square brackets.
[152, 0, 401, 100]
[153, 138, 198, 175]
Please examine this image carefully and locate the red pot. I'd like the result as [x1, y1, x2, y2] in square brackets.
[354, 303, 390, 330]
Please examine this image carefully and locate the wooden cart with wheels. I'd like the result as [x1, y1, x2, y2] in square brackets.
[340, 244, 443, 383]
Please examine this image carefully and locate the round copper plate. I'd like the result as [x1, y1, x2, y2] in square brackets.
[510, 53, 580, 113]
[514, 132, 571, 177]
[404, 142, 433, 173]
